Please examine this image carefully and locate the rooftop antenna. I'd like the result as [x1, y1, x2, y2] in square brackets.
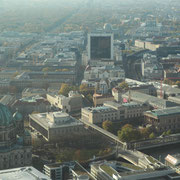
[160, 79, 163, 99]
[94, 87, 97, 107]
[128, 89, 131, 103]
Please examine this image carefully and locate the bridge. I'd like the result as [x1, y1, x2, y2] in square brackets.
[79, 119, 165, 169]
[79, 119, 127, 149]
[128, 133, 180, 150]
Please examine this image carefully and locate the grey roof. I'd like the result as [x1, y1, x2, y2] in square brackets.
[162, 86, 180, 96]
[122, 91, 179, 109]
[145, 106, 180, 118]
[29, 112, 82, 130]
[0, 95, 14, 106]
[83, 106, 116, 113]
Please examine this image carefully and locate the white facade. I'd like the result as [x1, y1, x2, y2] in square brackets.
[84, 66, 125, 81]
[47, 91, 82, 113]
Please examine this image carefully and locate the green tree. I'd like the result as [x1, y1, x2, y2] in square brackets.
[149, 132, 155, 139]
[79, 84, 88, 92]
[62, 69, 69, 72]
[166, 130, 171, 135]
[175, 81, 180, 88]
[119, 81, 129, 90]
[86, 93, 93, 103]
[140, 128, 151, 139]
[118, 124, 141, 142]
[102, 120, 113, 133]
[42, 67, 49, 72]
[59, 83, 71, 96]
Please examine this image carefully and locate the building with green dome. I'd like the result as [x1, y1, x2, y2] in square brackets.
[0, 103, 32, 170]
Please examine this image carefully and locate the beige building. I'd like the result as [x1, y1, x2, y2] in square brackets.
[144, 106, 180, 133]
[93, 94, 114, 106]
[0, 104, 32, 170]
[81, 101, 149, 124]
[29, 111, 85, 142]
[47, 91, 82, 113]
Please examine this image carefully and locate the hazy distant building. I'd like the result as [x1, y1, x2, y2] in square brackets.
[88, 33, 114, 60]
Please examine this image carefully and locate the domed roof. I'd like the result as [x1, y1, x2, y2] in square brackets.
[0, 103, 14, 126]
[13, 111, 23, 121]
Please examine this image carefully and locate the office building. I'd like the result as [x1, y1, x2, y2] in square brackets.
[88, 33, 113, 60]
[144, 106, 180, 133]
[47, 91, 82, 113]
[90, 160, 179, 180]
[44, 162, 75, 180]
[29, 111, 84, 142]
[81, 101, 149, 124]
[122, 91, 179, 109]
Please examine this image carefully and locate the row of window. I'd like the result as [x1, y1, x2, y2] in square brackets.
[52, 127, 80, 135]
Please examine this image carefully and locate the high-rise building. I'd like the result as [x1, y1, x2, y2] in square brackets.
[0, 103, 32, 170]
[88, 33, 114, 60]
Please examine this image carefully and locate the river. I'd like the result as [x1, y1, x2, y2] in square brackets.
[141, 143, 180, 163]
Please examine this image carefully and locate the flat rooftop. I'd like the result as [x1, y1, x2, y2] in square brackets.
[104, 101, 145, 109]
[83, 106, 116, 113]
[72, 161, 95, 180]
[0, 166, 51, 180]
[29, 111, 82, 129]
[123, 91, 178, 108]
[145, 106, 180, 117]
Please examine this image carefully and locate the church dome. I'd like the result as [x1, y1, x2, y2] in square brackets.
[13, 111, 23, 121]
[0, 103, 14, 126]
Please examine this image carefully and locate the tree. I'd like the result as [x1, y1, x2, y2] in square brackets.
[13, 72, 19, 77]
[59, 84, 78, 96]
[163, 78, 175, 85]
[62, 69, 69, 72]
[79, 84, 88, 92]
[118, 124, 141, 142]
[86, 93, 93, 103]
[102, 120, 113, 133]
[140, 128, 151, 139]
[166, 130, 171, 135]
[119, 81, 129, 90]
[175, 81, 180, 88]
[149, 132, 155, 139]
[42, 67, 53, 72]
[42, 67, 49, 72]
[59, 83, 71, 96]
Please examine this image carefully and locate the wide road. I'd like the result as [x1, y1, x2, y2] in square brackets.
[44, 8, 80, 33]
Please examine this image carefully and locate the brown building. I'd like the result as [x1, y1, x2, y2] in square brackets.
[144, 106, 180, 133]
